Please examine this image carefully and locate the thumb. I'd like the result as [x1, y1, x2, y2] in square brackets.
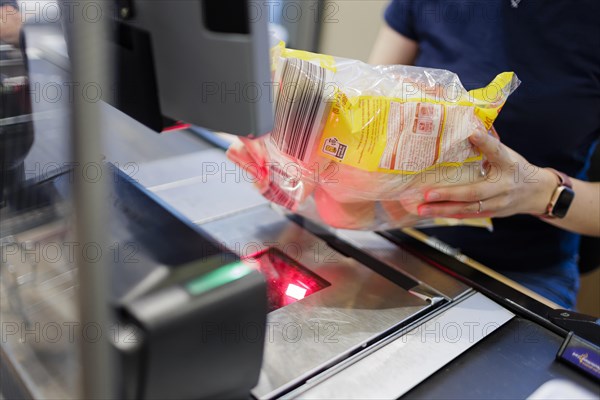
[469, 131, 510, 166]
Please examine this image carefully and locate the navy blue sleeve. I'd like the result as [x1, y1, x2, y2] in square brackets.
[384, 0, 417, 41]
[0, 0, 18, 9]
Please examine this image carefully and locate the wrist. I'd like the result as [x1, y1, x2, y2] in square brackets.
[529, 167, 559, 215]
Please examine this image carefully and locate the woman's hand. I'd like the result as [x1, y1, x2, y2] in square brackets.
[416, 131, 558, 219]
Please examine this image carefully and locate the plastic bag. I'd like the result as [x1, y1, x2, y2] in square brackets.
[227, 40, 520, 230]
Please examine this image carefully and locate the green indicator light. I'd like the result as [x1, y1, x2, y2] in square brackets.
[185, 261, 253, 296]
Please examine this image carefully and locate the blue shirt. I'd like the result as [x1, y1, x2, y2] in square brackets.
[0, 0, 17, 8]
[385, 0, 600, 272]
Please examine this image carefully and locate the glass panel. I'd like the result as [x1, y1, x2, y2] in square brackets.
[1, 8, 80, 399]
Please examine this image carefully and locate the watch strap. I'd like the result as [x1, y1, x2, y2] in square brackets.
[546, 168, 573, 189]
[543, 168, 574, 218]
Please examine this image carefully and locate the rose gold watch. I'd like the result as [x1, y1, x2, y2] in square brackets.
[543, 168, 575, 219]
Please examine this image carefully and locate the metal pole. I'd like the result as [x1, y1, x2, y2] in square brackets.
[69, 0, 113, 398]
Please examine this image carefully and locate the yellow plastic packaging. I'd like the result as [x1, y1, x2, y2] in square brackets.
[227, 40, 520, 231]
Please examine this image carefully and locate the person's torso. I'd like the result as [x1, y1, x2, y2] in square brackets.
[392, 0, 600, 271]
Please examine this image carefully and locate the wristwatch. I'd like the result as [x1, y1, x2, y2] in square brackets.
[544, 168, 575, 219]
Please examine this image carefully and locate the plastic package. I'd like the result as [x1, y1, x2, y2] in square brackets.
[227, 41, 520, 231]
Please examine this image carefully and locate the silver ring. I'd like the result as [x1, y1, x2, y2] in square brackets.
[477, 200, 483, 214]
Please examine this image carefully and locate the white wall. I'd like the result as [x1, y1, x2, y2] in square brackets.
[318, 0, 389, 62]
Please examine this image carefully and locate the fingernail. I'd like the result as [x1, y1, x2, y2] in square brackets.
[426, 192, 441, 201]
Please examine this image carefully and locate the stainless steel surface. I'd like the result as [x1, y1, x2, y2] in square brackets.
[70, 1, 114, 397]
[401, 228, 563, 309]
[133, 149, 268, 224]
[408, 283, 447, 304]
[335, 230, 471, 300]
[292, 292, 514, 399]
[0, 114, 32, 126]
[133, 151, 483, 398]
[200, 205, 435, 399]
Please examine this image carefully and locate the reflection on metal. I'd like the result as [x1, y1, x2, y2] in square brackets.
[402, 228, 562, 309]
[132, 150, 498, 399]
[408, 283, 446, 305]
[200, 205, 438, 399]
[291, 293, 514, 399]
[0, 114, 32, 126]
[70, 1, 114, 397]
[333, 229, 470, 300]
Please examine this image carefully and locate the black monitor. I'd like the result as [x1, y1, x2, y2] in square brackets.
[109, 0, 273, 135]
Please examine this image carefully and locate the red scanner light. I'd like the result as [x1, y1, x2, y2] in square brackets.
[243, 248, 330, 312]
[285, 283, 307, 300]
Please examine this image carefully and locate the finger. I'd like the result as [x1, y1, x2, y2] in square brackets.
[423, 181, 502, 203]
[226, 140, 269, 187]
[417, 197, 503, 218]
[226, 140, 256, 167]
[489, 125, 500, 139]
[469, 131, 511, 167]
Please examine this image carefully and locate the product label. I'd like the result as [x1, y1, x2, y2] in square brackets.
[319, 95, 482, 174]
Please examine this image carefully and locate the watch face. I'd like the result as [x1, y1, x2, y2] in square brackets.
[552, 187, 575, 218]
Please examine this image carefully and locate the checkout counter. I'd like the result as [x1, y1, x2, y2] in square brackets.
[1, 3, 599, 399]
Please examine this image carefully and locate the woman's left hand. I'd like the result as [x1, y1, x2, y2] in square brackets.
[416, 131, 558, 219]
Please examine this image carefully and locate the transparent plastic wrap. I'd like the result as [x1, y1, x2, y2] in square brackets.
[227, 40, 520, 230]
